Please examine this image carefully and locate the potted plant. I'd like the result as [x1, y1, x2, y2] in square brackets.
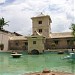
[0, 43, 4, 50]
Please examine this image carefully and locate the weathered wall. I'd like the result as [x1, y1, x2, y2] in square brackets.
[45, 37, 75, 49]
[9, 40, 28, 50]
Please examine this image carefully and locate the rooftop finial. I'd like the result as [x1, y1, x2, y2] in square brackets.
[41, 12, 43, 14]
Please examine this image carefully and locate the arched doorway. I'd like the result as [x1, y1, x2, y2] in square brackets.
[31, 49, 39, 55]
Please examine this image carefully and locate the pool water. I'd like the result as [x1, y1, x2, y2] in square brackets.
[0, 52, 75, 75]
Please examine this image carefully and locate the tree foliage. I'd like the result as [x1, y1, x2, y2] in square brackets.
[70, 24, 75, 37]
[0, 17, 9, 30]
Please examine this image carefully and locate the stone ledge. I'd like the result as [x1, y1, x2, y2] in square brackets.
[23, 70, 73, 75]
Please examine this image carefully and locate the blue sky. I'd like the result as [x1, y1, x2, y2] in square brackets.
[0, 0, 75, 35]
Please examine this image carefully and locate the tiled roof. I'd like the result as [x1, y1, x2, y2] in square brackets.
[31, 13, 50, 18]
[49, 32, 73, 38]
[36, 13, 45, 17]
[13, 32, 22, 36]
[31, 13, 52, 23]
[0, 29, 11, 33]
[9, 36, 27, 40]
[0, 29, 22, 36]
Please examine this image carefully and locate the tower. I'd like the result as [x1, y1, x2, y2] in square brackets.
[31, 13, 52, 38]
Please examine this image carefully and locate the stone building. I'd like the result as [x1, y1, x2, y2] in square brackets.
[45, 32, 74, 50]
[8, 13, 75, 52]
[9, 36, 28, 51]
[0, 30, 22, 51]
[27, 31, 45, 54]
[31, 13, 52, 38]
[31, 13, 75, 51]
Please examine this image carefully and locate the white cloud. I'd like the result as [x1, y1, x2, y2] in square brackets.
[51, 13, 72, 32]
[0, 0, 5, 3]
[0, 0, 74, 35]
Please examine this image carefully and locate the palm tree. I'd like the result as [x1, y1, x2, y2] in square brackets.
[0, 17, 9, 50]
[0, 17, 9, 30]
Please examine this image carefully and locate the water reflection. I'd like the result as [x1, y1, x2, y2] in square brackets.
[0, 52, 75, 75]
[70, 60, 75, 75]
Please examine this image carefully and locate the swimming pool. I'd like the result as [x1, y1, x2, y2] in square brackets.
[0, 52, 75, 75]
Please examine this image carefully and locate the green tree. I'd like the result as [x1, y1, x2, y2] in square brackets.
[70, 24, 75, 37]
[0, 17, 9, 30]
[70, 24, 75, 48]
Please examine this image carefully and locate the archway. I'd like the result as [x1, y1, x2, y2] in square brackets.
[31, 49, 39, 55]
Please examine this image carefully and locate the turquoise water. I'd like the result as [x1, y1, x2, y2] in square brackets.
[0, 52, 75, 75]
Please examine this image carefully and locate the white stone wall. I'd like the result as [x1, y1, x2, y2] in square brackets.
[0, 31, 12, 51]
